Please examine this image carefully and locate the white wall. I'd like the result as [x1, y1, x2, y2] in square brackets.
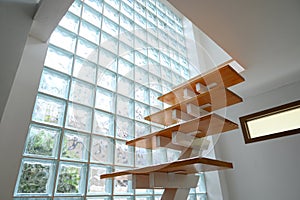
[215, 79, 300, 200]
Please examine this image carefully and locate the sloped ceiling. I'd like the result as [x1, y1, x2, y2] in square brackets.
[167, 0, 300, 97]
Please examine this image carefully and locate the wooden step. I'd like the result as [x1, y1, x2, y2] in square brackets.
[100, 156, 233, 179]
[127, 113, 238, 150]
[145, 87, 243, 126]
[158, 62, 245, 105]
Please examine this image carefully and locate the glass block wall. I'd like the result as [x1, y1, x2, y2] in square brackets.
[14, 0, 207, 199]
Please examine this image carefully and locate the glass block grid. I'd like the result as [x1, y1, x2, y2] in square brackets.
[14, 0, 207, 199]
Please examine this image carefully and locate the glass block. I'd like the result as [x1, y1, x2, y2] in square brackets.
[148, 48, 159, 62]
[196, 194, 207, 200]
[103, 3, 119, 23]
[99, 48, 118, 71]
[88, 165, 112, 194]
[119, 28, 134, 47]
[161, 80, 172, 93]
[135, 2, 146, 17]
[59, 12, 80, 33]
[44, 45, 73, 75]
[135, 51, 148, 68]
[85, 0, 103, 13]
[119, 42, 134, 63]
[147, 11, 156, 25]
[65, 103, 92, 132]
[176, 25, 184, 35]
[120, 2, 133, 20]
[178, 35, 186, 46]
[54, 198, 83, 200]
[123, 0, 133, 7]
[137, 0, 146, 6]
[148, 60, 161, 77]
[135, 38, 148, 54]
[149, 74, 161, 92]
[135, 67, 149, 85]
[156, 1, 165, 13]
[135, 196, 153, 200]
[87, 197, 111, 200]
[93, 110, 114, 136]
[97, 67, 117, 91]
[116, 116, 134, 139]
[50, 27, 77, 53]
[160, 53, 170, 68]
[120, 14, 134, 31]
[149, 90, 162, 109]
[73, 57, 97, 83]
[105, 0, 120, 9]
[96, 88, 115, 112]
[32, 94, 66, 126]
[69, 79, 94, 107]
[100, 32, 118, 54]
[60, 130, 89, 161]
[169, 49, 179, 61]
[147, 20, 157, 36]
[158, 41, 169, 56]
[91, 135, 114, 164]
[179, 55, 188, 67]
[135, 121, 150, 138]
[169, 38, 178, 51]
[196, 173, 207, 193]
[147, 33, 158, 48]
[135, 13, 147, 29]
[166, 149, 180, 162]
[113, 170, 133, 195]
[116, 95, 134, 118]
[151, 125, 163, 133]
[115, 140, 133, 166]
[82, 4, 102, 27]
[154, 195, 163, 199]
[117, 77, 134, 98]
[55, 162, 87, 195]
[146, 1, 156, 14]
[14, 198, 51, 200]
[161, 66, 171, 81]
[135, 147, 151, 167]
[24, 124, 61, 158]
[135, 102, 149, 122]
[135, 84, 149, 104]
[39, 68, 70, 99]
[150, 107, 160, 115]
[182, 65, 190, 79]
[102, 17, 119, 37]
[118, 58, 134, 79]
[188, 194, 196, 200]
[79, 20, 100, 44]
[76, 37, 98, 63]
[113, 196, 133, 200]
[135, 25, 147, 41]
[15, 158, 56, 196]
[172, 72, 183, 85]
[69, 0, 82, 16]
[152, 148, 167, 165]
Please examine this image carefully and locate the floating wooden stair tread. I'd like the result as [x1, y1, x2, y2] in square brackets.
[127, 113, 238, 150]
[145, 87, 243, 126]
[100, 156, 233, 179]
[159, 63, 245, 105]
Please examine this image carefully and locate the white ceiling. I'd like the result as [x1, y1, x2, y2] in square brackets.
[167, 0, 300, 97]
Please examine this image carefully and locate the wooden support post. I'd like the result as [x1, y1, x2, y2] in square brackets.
[183, 88, 196, 99]
[172, 131, 210, 150]
[186, 103, 210, 117]
[172, 109, 194, 122]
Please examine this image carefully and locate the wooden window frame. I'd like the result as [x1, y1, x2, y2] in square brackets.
[240, 100, 300, 144]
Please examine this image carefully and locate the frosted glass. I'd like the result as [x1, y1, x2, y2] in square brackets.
[135, 67, 149, 85]
[59, 12, 80, 33]
[69, 79, 94, 106]
[116, 116, 134, 139]
[50, 27, 77, 53]
[102, 17, 119, 37]
[76, 38, 98, 63]
[39, 68, 70, 99]
[73, 57, 97, 83]
[44, 46, 73, 75]
[69, 0, 82, 16]
[105, 0, 120, 9]
[135, 51, 148, 68]
[135, 2, 146, 17]
[120, 14, 134, 31]
[32, 94, 66, 126]
[88, 165, 112, 194]
[137, 0, 146, 6]
[135, 25, 147, 41]
[135, 147, 151, 167]
[103, 3, 119, 23]
[120, 2, 133, 19]
[149, 90, 162, 109]
[135, 13, 147, 29]
[55, 162, 86, 195]
[15, 159, 56, 196]
[117, 77, 134, 98]
[119, 42, 134, 63]
[135, 122, 150, 138]
[99, 49, 118, 71]
[148, 48, 159, 62]
[147, 33, 158, 48]
[60, 131, 90, 161]
[119, 28, 134, 47]
[95, 88, 115, 112]
[79, 21, 100, 44]
[149, 74, 162, 92]
[82, 5, 102, 27]
[85, 0, 103, 13]
[135, 84, 149, 104]
[65, 103, 92, 132]
[116, 95, 134, 118]
[160, 53, 170, 68]
[123, 0, 133, 7]
[24, 124, 61, 158]
[118, 58, 134, 79]
[93, 110, 114, 136]
[146, 1, 156, 14]
[161, 66, 171, 81]
[115, 141, 133, 166]
[97, 68, 117, 91]
[101, 32, 119, 54]
[135, 102, 149, 122]
[91, 135, 114, 164]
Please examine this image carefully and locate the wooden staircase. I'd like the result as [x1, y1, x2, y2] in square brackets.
[100, 61, 245, 199]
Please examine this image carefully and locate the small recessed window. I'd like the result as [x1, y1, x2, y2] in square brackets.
[240, 100, 300, 143]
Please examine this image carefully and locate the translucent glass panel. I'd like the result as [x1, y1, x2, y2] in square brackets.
[69, 79, 95, 106]
[91, 135, 114, 164]
[98, 68, 117, 91]
[76, 38, 98, 63]
[113, 168, 133, 194]
[96, 88, 115, 112]
[79, 20, 100, 44]
[65, 103, 92, 132]
[115, 140, 133, 166]
[93, 110, 114, 136]
[50, 27, 77, 53]
[116, 116, 134, 139]
[88, 165, 112, 194]
[73, 57, 97, 83]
